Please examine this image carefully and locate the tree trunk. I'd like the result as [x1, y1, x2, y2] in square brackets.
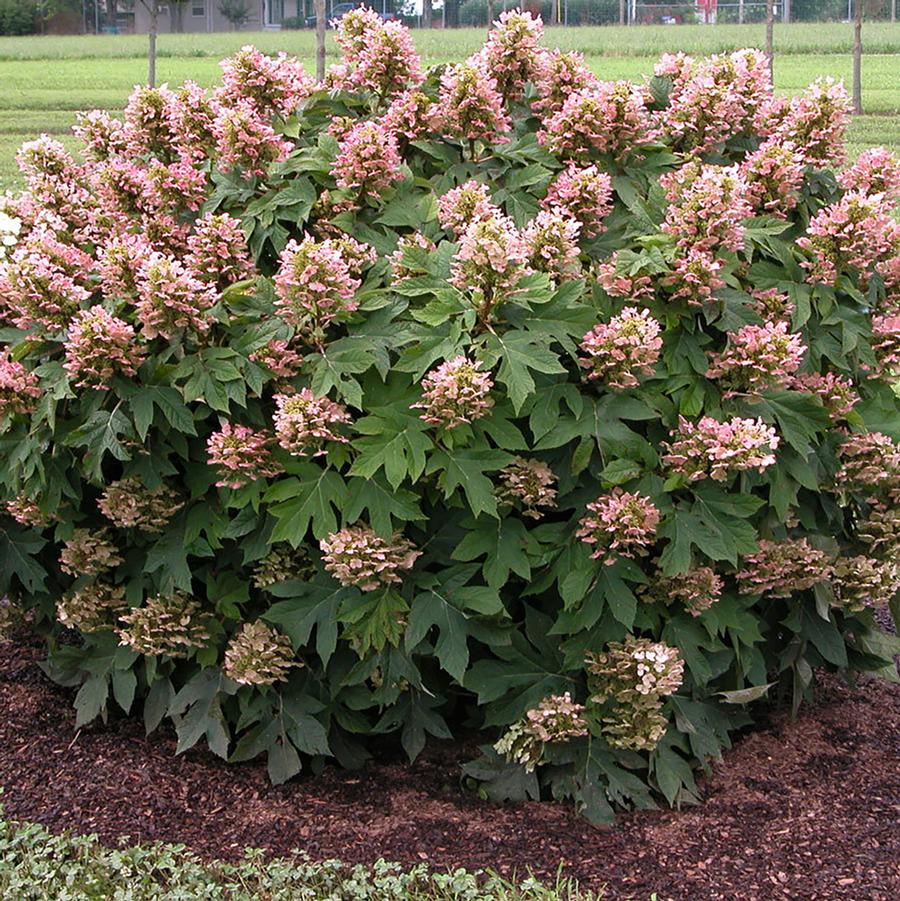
[738, 0, 744, 24]
[782, 0, 790, 22]
[171, 0, 184, 32]
[422, 0, 432, 27]
[619, 0, 625, 25]
[892, 0, 896, 25]
[147, 0, 158, 87]
[852, 0, 863, 115]
[486, 0, 494, 28]
[765, 0, 774, 80]
[315, 0, 326, 81]
[105, 0, 117, 29]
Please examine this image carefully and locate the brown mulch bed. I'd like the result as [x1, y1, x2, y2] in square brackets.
[1, 636, 898, 901]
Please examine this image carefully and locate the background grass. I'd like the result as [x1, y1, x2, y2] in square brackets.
[0, 23, 897, 189]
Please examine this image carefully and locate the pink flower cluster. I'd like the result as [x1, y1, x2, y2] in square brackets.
[122, 84, 181, 159]
[334, 120, 404, 194]
[579, 307, 663, 389]
[741, 138, 807, 218]
[596, 252, 655, 302]
[541, 163, 613, 237]
[661, 249, 725, 306]
[185, 212, 255, 289]
[73, 110, 128, 161]
[706, 320, 806, 395]
[414, 357, 494, 429]
[170, 81, 219, 162]
[272, 389, 352, 455]
[449, 214, 530, 305]
[838, 146, 900, 202]
[653, 49, 772, 155]
[212, 102, 293, 176]
[97, 477, 183, 532]
[206, 423, 283, 489]
[663, 415, 779, 482]
[218, 44, 314, 118]
[531, 49, 598, 116]
[438, 181, 499, 235]
[97, 233, 153, 297]
[773, 77, 851, 167]
[735, 538, 833, 597]
[538, 82, 651, 160]
[249, 340, 304, 380]
[383, 90, 434, 142]
[797, 191, 900, 285]
[333, 7, 422, 98]
[135, 252, 217, 339]
[1, 228, 94, 331]
[64, 306, 145, 388]
[16, 137, 94, 237]
[272, 236, 361, 340]
[320, 524, 421, 591]
[576, 488, 660, 564]
[475, 9, 545, 102]
[522, 210, 582, 282]
[871, 313, 900, 375]
[661, 163, 751, 255]
[434, 60, 511, 147]
[792, 371, 859, 421]
[0, 354, 41, 419]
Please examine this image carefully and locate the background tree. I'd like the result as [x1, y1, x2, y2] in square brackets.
[138, 0, 158, 87]
[220, 0, 252, 28]
[853, 0, 863, 114]
[315, 0, 325, 80]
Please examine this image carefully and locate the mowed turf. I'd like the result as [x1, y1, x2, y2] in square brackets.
[0, 23, 898, 189]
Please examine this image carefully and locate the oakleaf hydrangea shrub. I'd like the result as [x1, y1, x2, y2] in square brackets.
[1, 12, 900, 821]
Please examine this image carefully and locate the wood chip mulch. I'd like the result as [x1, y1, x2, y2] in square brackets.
[1, 636, 898, 901]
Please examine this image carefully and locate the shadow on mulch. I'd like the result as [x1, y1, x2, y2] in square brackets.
[1, 636, 898, 901]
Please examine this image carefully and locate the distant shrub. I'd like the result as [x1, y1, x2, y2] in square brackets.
[1, 12, 899, 821]
[0, 0, 39, 35]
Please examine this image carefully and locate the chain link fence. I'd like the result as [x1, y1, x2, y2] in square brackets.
[440, 0, 896, 26]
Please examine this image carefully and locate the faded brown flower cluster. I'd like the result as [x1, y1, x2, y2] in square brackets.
[116, 593, 211, 657]
[57, 583, 127, 633]
[223, 620, 297, 686]
[494, 692, 588, 772]
[320, 525, 420, 591]
[587, 637, 684, 751]
[59, 528, 123, 577]
[97, 477, 183, 532]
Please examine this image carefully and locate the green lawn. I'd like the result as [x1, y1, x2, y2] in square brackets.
[0, 23, 898, 190]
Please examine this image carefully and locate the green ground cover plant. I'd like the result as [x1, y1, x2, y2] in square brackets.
[1, 11, 899, 823]
[0, 803, 604, 901]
